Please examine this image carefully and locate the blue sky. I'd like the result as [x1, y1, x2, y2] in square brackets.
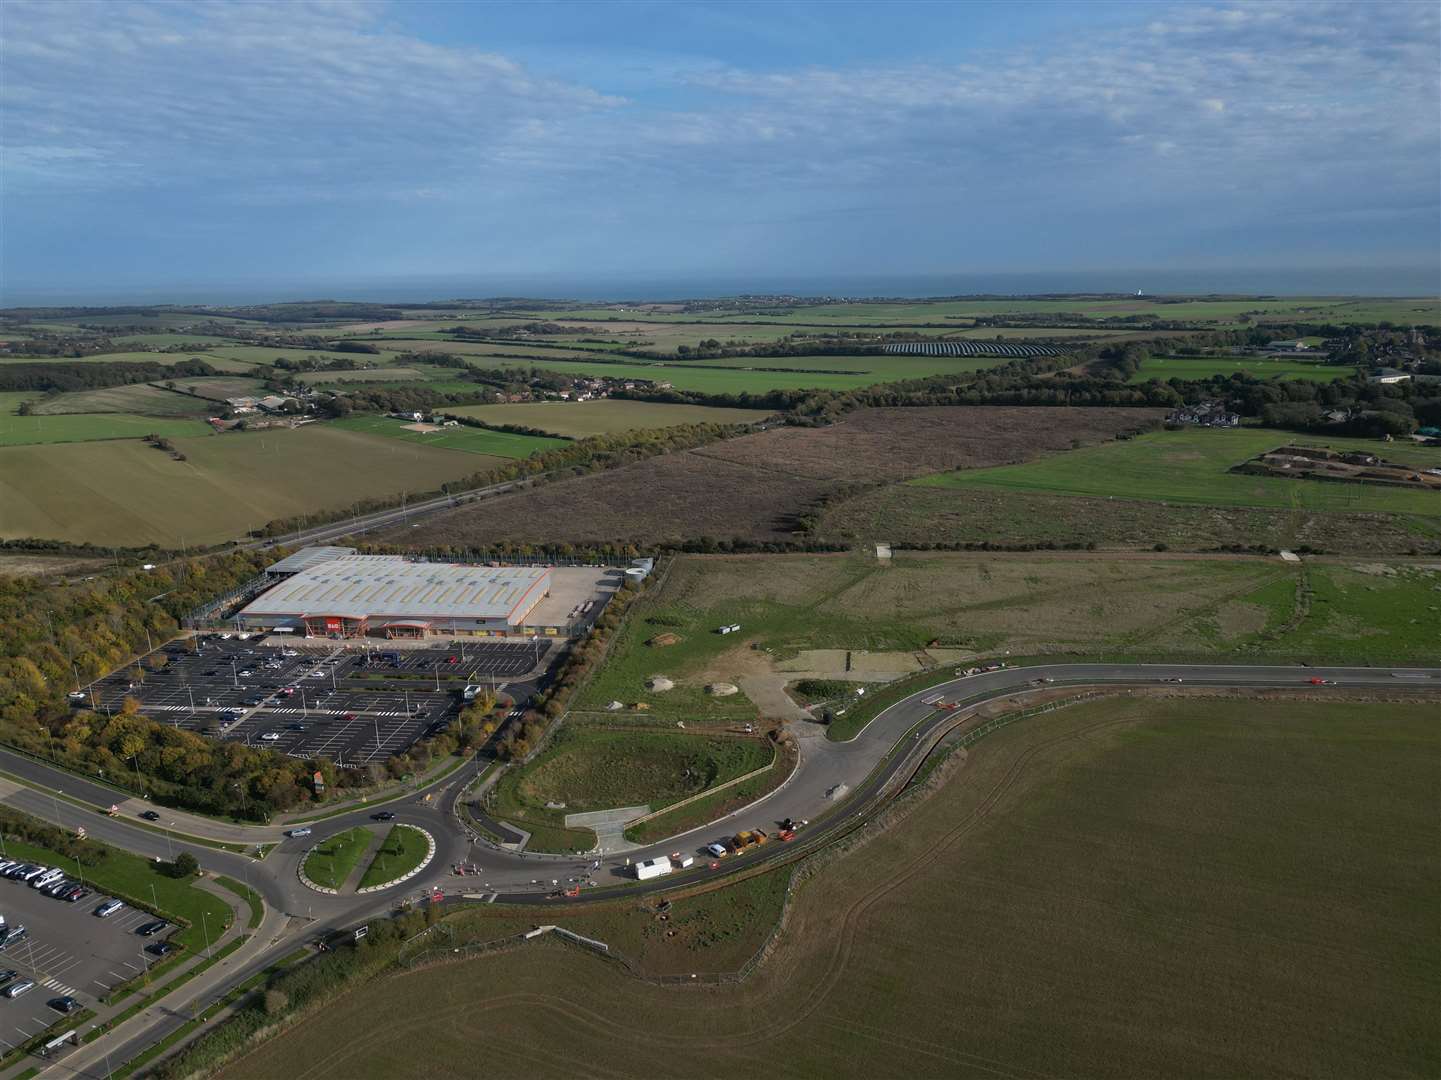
[2, 0, 1438, 302]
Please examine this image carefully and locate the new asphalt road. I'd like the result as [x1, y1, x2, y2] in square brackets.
[5, 661, 1437, 1078]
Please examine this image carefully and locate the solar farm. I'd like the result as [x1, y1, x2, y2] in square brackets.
[883, 340, 1064, 357]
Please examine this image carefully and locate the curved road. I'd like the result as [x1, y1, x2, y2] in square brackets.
[5, 661, 1436, 1078]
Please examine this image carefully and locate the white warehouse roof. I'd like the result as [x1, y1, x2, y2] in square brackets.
[241, 556, 550, 625]
[265, 546, 358, 574]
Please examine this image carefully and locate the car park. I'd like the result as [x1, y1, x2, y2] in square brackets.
[260, 731, 281, 741]
[0, 970, 14, 984]
[0, 926, 28, 948]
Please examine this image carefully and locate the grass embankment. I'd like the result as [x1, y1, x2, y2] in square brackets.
[223, 697, 1441, 1080]
[357, 826, 429, 889]
[914, 428, 1440, 517]
[623, 746, 793, 844]
[302, 828, 373, 890]
[492, 727, 772, 853]
[0, 838, 230, 953]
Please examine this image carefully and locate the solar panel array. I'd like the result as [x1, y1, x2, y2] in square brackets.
[883, 341, 1063, 358]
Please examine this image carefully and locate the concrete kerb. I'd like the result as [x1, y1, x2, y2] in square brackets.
[296, 846, 339, 896]
[357, 825, 436, 894]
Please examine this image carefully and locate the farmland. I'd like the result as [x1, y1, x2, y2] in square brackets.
[576, 552, 1441, 724]
[1130, 355, 1358, 382]
[0, 392, 212, 446]
[391, 406, 1166, 548]
[0, 424, 500, 546]
[26, 382, 217, 416]
[330, 414, 566, 457]
[227, 696, 1441, 1080]
[915, 428, 1441, 519]
[442, 400, 773, 436]
[821, 481, 1439, 553]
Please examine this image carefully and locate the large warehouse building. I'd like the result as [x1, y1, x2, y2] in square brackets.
[237, 553, 555, 639]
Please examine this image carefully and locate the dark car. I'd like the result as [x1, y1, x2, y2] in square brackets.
[48, 995, 80, 1014]
[146, 941, 177, 957]
[0, 970, 16, 984]
[371, 811, 396, 821]
[65, 886, 90, 903]
[136, 920, 167, 937]
[202, 670, 218, 677]
[286, 723, 307, 732]
[140, 810, 161, 822]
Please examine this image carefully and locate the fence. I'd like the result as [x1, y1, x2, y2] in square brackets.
[182, 572, 271, 628]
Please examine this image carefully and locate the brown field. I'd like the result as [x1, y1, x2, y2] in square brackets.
[821, 482, 1438, 554]
[693, 406, 1164, 481]
[393, 450, 848, 547]
[0, 553, 108, 578]
[224, 696, 1441, 1080]
[390, 407, 1164, 548]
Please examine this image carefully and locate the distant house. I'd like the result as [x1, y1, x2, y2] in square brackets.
[1167, 401, 1240, 428]
[225, 396, 259, 413]
[1368, 368, 1412, 384]
[256, 395, 295, 413]
[1269, 339, 1310, 351]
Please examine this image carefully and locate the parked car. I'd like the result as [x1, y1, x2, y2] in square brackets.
[64, 886, 90, 903]
[146, 941, 177, 957]
[137, 920, 167, 937]
[0, 970, 16, 984]
[48, 995, 80, 1013]
[3, 979, 35, 999]
[259, 732, 281, 741]
[140, 810, 161, 822]
[0, 926, 29, 948]
[95, 899, 124, 918]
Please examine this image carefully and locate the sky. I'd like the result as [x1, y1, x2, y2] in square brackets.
[2, 0, 1439, 303]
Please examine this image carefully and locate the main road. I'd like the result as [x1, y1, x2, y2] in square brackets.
[6, 661, 1436, 1079]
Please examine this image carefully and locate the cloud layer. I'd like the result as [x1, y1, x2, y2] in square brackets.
[2, 0, 1437, 291]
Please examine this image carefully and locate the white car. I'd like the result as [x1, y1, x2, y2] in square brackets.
[705, 842, 728, 858]
[259, 732, 282, 741]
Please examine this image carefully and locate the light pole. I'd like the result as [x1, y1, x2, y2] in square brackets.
[165, 825, 175, 862]
[201, 911, 212, 960]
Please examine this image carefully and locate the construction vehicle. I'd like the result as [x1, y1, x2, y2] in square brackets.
[727, 829, 768, 854]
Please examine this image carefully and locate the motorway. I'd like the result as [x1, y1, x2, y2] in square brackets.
[3, 661, 1437, 1078]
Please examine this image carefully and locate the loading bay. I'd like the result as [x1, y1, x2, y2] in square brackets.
[79, 636, 557, 766]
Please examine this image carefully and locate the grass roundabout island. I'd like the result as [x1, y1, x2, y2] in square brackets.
[358, 824, 434, 891]
[301, 824, 436, 893]
[301, 827, 373, 892]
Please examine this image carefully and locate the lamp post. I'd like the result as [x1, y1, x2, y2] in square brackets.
[202, 911, 212, 960]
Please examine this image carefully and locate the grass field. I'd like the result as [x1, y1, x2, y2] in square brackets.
[356, 826, 429, 889]
[25, 383, 216, 417]
[227, 696, 1441, 1080]
[1131, 356, 1358, 382]
[303, 827, 373, 890]
[0, 837, 232, 954]
[441, 400, 772, 437]
[506, 728, 772, 814]
[579, 552, 1441, 725]
[0, 424, 501, 545]
[915, 428, 1441, 517]
[0, 392, 213, 446]
[160, 376, 268, 401]
[331, 414, 566, 457]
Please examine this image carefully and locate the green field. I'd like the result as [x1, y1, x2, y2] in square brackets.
[302, 828, 373, 890]
[331, 414, 566, 457]
[580, 553, 1441, 728]
[505, 727, 772, 814]
[356, 826, 429, 889]
[26, 383, 217, 417]
[0, 392, 213, 446]
[0, 423, 502, 545]
[915, 428, 1441, 517]
[1131, 355, 1358, 382]
[227, 696, 1441, 1080]
[442, 400, 772, 437]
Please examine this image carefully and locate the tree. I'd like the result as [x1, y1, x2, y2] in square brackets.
[167, 851, 199, 878]
[264, 988, 288, 1016]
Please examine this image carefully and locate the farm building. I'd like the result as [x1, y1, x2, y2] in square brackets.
[237, 554, 555, 639]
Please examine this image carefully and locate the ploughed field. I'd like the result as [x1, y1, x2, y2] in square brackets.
[223, 696, 1441, 1080]
[387, 406, 1164, 548]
